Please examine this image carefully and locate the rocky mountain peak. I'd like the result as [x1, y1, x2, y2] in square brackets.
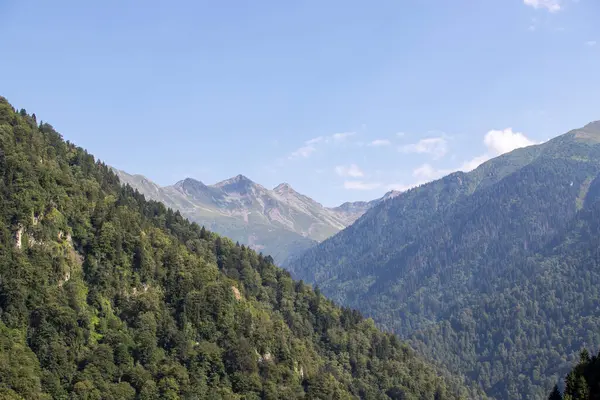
[213, 174, 255, 189]
[233, 174, 251, 182]
[273, 182, 295, 193]
[174, 177, 207, 191]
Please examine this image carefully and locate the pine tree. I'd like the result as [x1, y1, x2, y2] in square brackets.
[548, 385, 562, 400]
[576, 376, 589, 399]
[581, 349, 591, 364]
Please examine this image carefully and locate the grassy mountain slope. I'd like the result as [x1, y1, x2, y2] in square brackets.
[0, 98, 480, 399]
[288, 121, 600, 399]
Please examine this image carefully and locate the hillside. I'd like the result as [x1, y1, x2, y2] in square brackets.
[0, 98, 480, 399]
[113, 169, 389, 265]
[288, 121, 600, 399]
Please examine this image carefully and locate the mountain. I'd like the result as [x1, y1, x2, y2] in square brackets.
[113, 169, 386, 265]
[0, 98, 484, 399]
[288, 120, 600, 399]
[114, 171, 316, 264]
[330, 191, 400, 226]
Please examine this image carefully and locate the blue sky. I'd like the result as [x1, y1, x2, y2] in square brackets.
[1, 0, 599, 206]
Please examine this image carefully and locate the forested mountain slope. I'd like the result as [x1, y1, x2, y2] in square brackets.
[113, 169, 389, 266]
[0, 97, 479, 399]
[288, 121, 600, 399]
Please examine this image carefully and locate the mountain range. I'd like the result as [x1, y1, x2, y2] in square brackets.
[113, 169, 399, 264]
[7, 94, 600, 399]
[0, 97, 481, 399]
[288, 120, 600, 399]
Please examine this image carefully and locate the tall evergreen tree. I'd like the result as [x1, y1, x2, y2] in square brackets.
[548, 385, 563, 400]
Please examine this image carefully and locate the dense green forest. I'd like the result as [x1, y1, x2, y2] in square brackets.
[0, 97, 482, 399]
[288, 122, 600, 399]
[546, 348, 600, 399]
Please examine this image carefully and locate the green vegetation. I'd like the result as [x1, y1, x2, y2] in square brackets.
[546, 348, 600, 400]
[0, 97, 477, 399]
[288, 121, 600, 399]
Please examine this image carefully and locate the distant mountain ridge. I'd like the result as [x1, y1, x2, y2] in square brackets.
[332, 190, 401, 225]
[113, 169, 391, 263]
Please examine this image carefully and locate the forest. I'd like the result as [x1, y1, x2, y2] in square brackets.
[288, 122, 600, 399]
[0, 97, 483, 399]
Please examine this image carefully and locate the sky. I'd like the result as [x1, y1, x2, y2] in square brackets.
[1, 0, 599, 207]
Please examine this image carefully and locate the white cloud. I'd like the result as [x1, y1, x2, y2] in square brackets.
[412, 163, 452, 181]
[305, 136, 324, 145]
[332, 132, 355, 141]
[288, 132, 356, 160]
[407, 128, 536, 184]
[368, 139, 391, 147]
[384, 163, 467, 195]
[483, 128, 536, 155]
[399, 137, 448, 159]
[396, 132, 406, 137]
[382, 165, 450, 196]
[289, 144, 317, 159]
[413, 164, 436, 180]
[335, 164, 365, 178]
[343, 180, 382, 190]
[586, 41, 597, 47]
[456, 128, 537, 172]
[524, 0, 562, 12]
[380, 128, 538, 196]
[458, 154, 492, 172]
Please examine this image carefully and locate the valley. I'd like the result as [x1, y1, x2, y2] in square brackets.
[2, 1, 600, 398]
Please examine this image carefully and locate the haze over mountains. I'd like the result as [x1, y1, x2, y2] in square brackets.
[113, 169, 398, 264]
[289, 120, 600, 399]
